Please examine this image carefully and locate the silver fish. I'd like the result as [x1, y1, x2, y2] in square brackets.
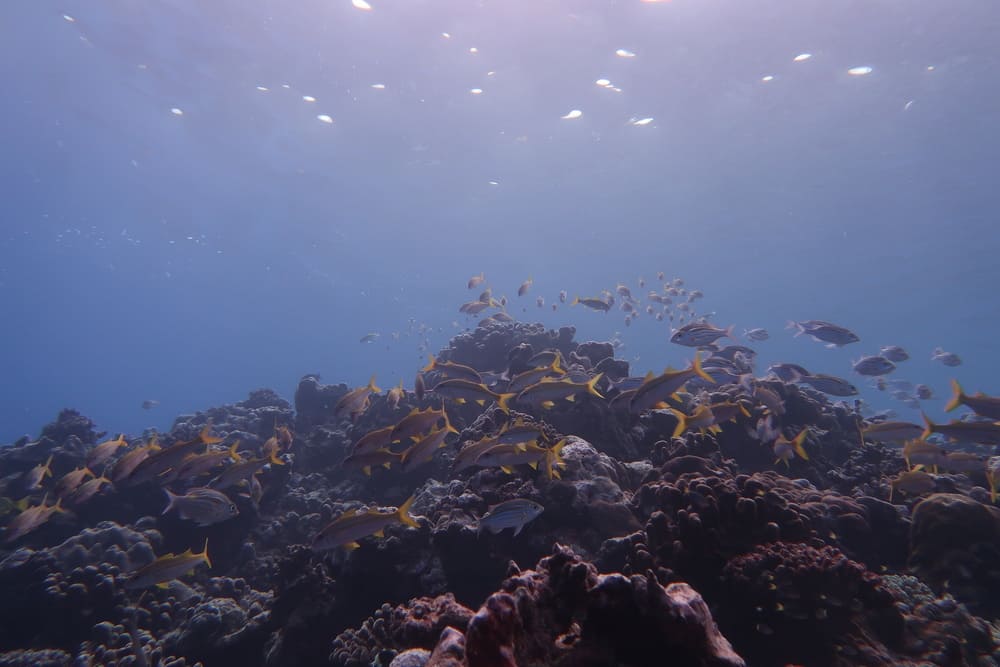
[786, 320, 860, 347]
[162, 487, 238, 527]
[852, 355, 896, 376]
[931, 347, 962, 367]
[879, 345, 909, 362]
[743, 328, 769, 342]
[670, 322, 734, 347]
[478, 498, 544, 536]
[795, 373, 859, 396]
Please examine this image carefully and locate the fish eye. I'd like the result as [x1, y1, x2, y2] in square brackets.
[230, 504, 238, 512]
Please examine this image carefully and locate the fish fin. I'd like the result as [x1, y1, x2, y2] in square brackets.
[162, 488, 178, 515]
[565, 394, 576, 402]
[455, 398, 467, 405]
[528, 461, 538, 470]
[496, 393, 514, 414]
[367, 374, 380, 394]
[691, 353, 714, 384]
[725, 324, 736, 340]
[541, 401, 555, 410]
[739, 403, 751, 418]
[362, 466, 372, 476]
[709, 425, 723, 434]
[672, 410, 687, 439]
[501, 466, 515, 474]
[344, 541, 361, 551]
[513, 523, 524, 536]
[156, 582, 170, 589]
[920, 412, 935, 440]
[586, 374, 605, 398]
[786, 321, 803, 336]
[373, 530, 384, 538]
[268, 450, 285, 466]
[227, 441, 243, 462]
[197, 539, 211, 568]
[945, 380, 964, 412]
[397, 495, 419, 528]
[792, 430, 809, 460]
[475, 399, 486, 406]
[382, 461, 392, 469]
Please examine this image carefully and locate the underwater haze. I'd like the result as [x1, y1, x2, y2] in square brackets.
[2, 0, 998, 443]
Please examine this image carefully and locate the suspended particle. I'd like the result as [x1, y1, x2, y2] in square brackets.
[317, 114, 334, 124]
[848, 66, 873, 76]
[561, 109, 582, 120]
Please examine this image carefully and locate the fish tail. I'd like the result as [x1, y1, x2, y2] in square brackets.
[546, 438, 568, 480]
[944, 379, 965, 412]
[792, 430, 809, 460]
[989, 472, 998, 504]
[725, 324, 736, 340]
[551, 355, 563, 374]
[920, 412, 935, 440]
[671, 410, 688, 439]
[496, 393, 514, 413]
[691, 353, 714, 384]
[367, 374, 381, 394]
[586, 374, 605, 398]
[268, 450, 285, 466]
[570, 296, 580, 306]
[197, 539, 212, 568]
[43, 454, 54, 477]
[397, 495, 420, 528]
[786, 320, 803, 337]
[162, 488, 178, 515]
[228, 441, 243, 462]
[421, 354, 437, 373]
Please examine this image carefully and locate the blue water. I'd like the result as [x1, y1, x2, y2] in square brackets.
[2, 0, 998, 443]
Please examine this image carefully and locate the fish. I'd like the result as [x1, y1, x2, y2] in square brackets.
[671, 404, 722, 438]
[173, 442, 243, 482]
[536, 296, 545, 308]
[879, 346, 909, 362]
[753, 383, 785, 416]
[386, 380, 406, 410]
[414, 373, 426, 401]
[889, 471, 936, 502]
[141, 400, 160, 410]
[478, 499, 544, 536]
[516, 375, 604, 410]
[333, 375, 381, 421]
[670, 322, 734, 347]
[793, 372, 859, 397]
[342, 448, 402, 476]
[350, 425, 396, 455]
[517, 277, 533, 296]
[400, 416, 459, 471]
[311, 496, 419, 551]
[111, 439, 161, 484]
[4, 497, 67, 543]
[860, 421, 924, 443]
[773, 430, 809, 467]
[940, 452, 983, 473]
[125, 540, 211, 589]
[786, 320, 860, 347]
[162, 487, 239, 527]
[931, 347, 962, 367]
[629, 356, 713, 414]
[391, 404, 452, 444]
[68, 475, 113, 505]
[744, 328, 769, 342]
[23, 454, 54, 492]
[945, 380, 1000, 420]
[433, 378, 514, 412]
[473, 439, 567, 479]
[54, 466, 95, 498]
[987, 458, 1000, 503]
[459, 300, 493, 315]
[902, 440, 945, 472]
[495, 420, 545, 446]
[453, 436, 506, 472]
[478, 288, 493, 304]
[359, 332, 380, 343]
[87, 434, 128, 469]
[422, 355, 483, 384]
[209, 451, 283, 490]
[921, 414, 1000, 446]
[570, 296, 611, 312]
[506, 357, 565, 394]
[467, 273, 486, 289]
[852, 355, 896, 376]
[767, 363, 811, 383]
[122, 436, 207, 487]
[914, 384, 933, 400]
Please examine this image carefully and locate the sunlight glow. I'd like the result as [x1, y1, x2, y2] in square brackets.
[371, 84, 386, 89]
[615, 49, 636, 58]
[317, 114, 334, 124]
[793, 53, 812, 62]
[848, 66, 873, 76]
[170, 108, 184, 116]
[470, 88, 483, 95]
[352, 0, 373, 11]
[761, 75, 774, 82]
[631, 117, 654, 126]
[303, 95, 316, 102]
[63, 14, 76, 22]
[595, 78, 611, 87]
[561, 109, 583, 120]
